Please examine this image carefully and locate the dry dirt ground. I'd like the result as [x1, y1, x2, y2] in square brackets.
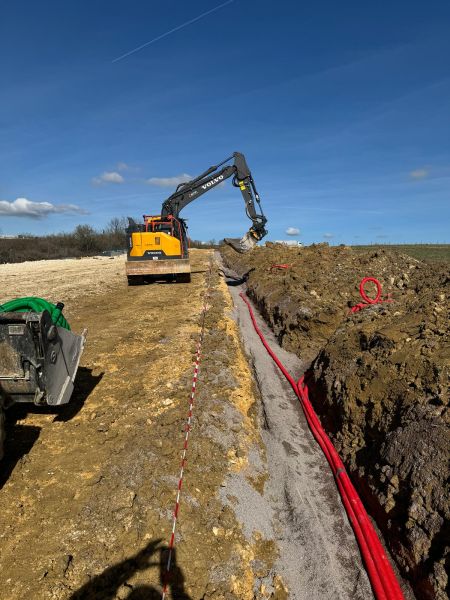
[1, 251, 275, 599]
[0, 250, 379, 600]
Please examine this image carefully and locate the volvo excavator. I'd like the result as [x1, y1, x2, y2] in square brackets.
[125, 152, 267, 284]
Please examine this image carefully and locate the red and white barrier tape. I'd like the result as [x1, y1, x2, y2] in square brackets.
[161, 264, 212, 599]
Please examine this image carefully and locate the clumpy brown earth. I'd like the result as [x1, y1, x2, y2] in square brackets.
[0, 251, 285, 599]
[222, 243, 449, 600]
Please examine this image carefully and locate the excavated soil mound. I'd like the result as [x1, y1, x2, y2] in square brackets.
[221, 243, 449, 600]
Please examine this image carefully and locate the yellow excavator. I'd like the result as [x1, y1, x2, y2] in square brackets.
[125, 152, 268, 284]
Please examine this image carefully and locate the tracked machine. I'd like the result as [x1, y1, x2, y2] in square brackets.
[0, 298, 86, 459]
[125, 152, 267, 284]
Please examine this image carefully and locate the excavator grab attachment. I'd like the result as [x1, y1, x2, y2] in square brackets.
[223, 230, 259, 253]
[0, 309, 86, 406]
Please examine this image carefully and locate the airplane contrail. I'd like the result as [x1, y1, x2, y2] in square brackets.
[112, 0, 234, 63]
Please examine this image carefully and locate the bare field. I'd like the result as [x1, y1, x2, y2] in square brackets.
[0, 255, 128, 308]
[0, 249, 376, 599]
[0, 250, 275, 599]
[352, 244, 450, 263]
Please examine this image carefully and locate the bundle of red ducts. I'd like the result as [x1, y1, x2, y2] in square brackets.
[239, 292, 404, 600]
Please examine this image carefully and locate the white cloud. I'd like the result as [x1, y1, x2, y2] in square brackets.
[409, 168, 428, 179]
[285, 227, 300, 236]
[116, 162, 141, 173]
[146, 173, 192, 187]
[0, 198, 88, 219]
[92, 171, 125, 185]
[323, 233, 334, 239]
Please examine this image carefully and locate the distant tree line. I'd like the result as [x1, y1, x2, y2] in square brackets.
[0, 218, 219, 264]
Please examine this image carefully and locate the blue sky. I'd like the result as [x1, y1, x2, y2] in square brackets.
[1, 0, 449, 244]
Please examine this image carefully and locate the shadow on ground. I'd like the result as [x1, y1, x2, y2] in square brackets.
[69, 541, 192, 600]
[0, 422, 40, 489]
[0, 368, 102, 488]
[220, 266, 254, 286]
[54, 367, 104, 422]
[4, 367, 103, 424]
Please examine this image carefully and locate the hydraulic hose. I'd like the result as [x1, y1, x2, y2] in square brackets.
[0, 297, 70, 330]
[239, 292, 404, 600]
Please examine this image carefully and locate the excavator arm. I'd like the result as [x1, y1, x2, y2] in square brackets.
[161, 152, 267, 252]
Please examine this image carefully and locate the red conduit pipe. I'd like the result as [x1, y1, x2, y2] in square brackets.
[360, 277, 382, 303]
[296, 381, 389, 600]
[239, 292, 404, 600]
[350, 277, 393, 313]
[298, 379, 399, 600]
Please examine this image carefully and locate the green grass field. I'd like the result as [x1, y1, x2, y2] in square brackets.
[352, 244, 450, 263]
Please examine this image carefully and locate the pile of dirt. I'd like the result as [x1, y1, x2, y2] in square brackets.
[221, 243, 449, 599]
[222, 243, 440, 363]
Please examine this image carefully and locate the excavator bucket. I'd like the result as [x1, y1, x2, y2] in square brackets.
[223, 231, 258, 254]
[0, 310, 87, 406]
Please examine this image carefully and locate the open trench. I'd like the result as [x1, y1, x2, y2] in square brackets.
[220, 243, 449, 600]
[0, 250, 413, 599]
[220, 263, 374, 600]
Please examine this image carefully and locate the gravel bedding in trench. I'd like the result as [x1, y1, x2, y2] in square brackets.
[221, 243, 449, 600]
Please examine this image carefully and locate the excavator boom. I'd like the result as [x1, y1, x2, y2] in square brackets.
[161, 152, 267, 251]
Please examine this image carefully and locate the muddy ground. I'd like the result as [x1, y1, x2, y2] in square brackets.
[0, 249, 378, 600]
[221, 243, 449, 600]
